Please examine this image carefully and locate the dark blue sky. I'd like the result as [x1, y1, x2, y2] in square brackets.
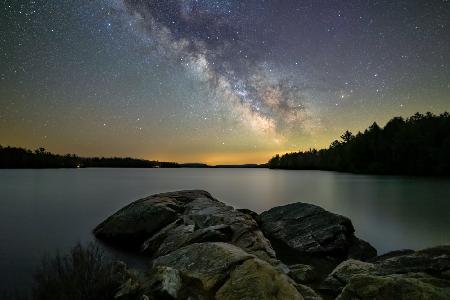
[1, 0, 449, 163]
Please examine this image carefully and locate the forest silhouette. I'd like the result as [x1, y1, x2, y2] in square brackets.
[0, 146, 178, 169]
[2, 112, 450, 175]
[268, 112, 450, 176]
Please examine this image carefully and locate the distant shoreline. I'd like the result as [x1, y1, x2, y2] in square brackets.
[3, 111, 450, 176]
[0, 165, 268, 169]
[0, 146, 267, 169]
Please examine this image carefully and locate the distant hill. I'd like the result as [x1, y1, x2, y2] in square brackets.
[268, 112, 450, 176]
[0, 146, 179, 169]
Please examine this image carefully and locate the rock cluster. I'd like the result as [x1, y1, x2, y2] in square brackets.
[94, 190, 274, 261]
[94, 190, 450, 300]
[321, 246, 450, 299]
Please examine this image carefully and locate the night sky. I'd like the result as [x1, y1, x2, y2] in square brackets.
[1, 0, 449, 164]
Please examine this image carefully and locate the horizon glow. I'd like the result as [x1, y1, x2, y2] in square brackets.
[1, 0, 449, 164]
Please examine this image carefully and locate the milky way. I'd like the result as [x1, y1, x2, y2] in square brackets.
[121, 0, 311, 138]
[1, 0, 449, 163]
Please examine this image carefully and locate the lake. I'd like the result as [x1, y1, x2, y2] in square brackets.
[1, 168, 450, 292]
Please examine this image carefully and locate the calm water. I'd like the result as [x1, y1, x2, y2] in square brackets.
[1, 168, 450, 292]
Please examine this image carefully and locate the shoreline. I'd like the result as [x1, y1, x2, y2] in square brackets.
[91, 190, 450, 299]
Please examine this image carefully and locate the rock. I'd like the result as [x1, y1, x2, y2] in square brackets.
[187, 224, 233, 244]
[95, 190, 450, 300]
[153, 242, 253, 293]
[375, 246, 450, 278]
[237, 208, 261, 224]
[115, 278, 142, 299]
[443, 270, 450, 280]
[95, 190, 275, 261]
[141, 220, 185, 255]
[143, 224, 233, 258]
[260, 202, 376, 266]
[348, 236, 378, 260]
[146, 266, 182, 299]
[323, 246, 450, 298]
[94, 190, 212, 249]
[321, 259, 376, 295]
[368, 249, 415, 263]
[111, 261, 146, 300]
[336, 273, 450, 300]
[293, 284, 323, 300]
[215, 258, 303, 300]
[152, 242, 311, 300]
[184, 197, 275, 260]
[289, 264, 317, 283]
[152, 224, 196, 257]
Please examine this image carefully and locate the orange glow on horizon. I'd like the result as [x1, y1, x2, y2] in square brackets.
[148, 150, 288, 165]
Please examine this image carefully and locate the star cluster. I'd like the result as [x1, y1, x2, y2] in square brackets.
[1, 0, 449, 164]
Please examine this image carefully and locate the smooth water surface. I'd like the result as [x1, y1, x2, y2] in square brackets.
[1, 168, 450, 292]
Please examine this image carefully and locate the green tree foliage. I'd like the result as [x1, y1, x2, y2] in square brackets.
[268, 112, 450, 176]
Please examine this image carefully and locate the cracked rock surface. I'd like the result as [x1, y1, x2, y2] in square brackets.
[259, 201, 376, 279]
[94, 190, 448, 300]
[321, 246, 450, 298]
[94, 190, 275, 261]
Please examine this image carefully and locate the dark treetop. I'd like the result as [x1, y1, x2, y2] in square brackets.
[0, 146, 179, 169]
[268, 112, 450, 176]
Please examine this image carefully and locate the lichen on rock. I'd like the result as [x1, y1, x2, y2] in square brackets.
[93, 190, 449, 300]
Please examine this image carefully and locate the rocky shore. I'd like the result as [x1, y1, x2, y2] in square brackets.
[94, 190, 450, 300]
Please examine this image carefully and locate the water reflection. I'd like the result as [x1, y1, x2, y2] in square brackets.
[1, 168, 449, 292]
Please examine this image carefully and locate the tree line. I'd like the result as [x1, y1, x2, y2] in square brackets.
[268, 112, 450, 176]
[0, 146, 179, 168]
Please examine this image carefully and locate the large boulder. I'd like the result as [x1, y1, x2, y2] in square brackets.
[153, 242, 253, 293]
[94, 190, 275, 260]
[336, 273, 450, 300]
[321, 259, 376, 295]
[322, 246, 450, 297]
[260, 202, 376, 268]
[151, 242, 308, 300]
[94, 190, 210, 248]
[94, 190, 450, 300]
[375, 246, 450, 278]
[215, 258, 304, 300]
